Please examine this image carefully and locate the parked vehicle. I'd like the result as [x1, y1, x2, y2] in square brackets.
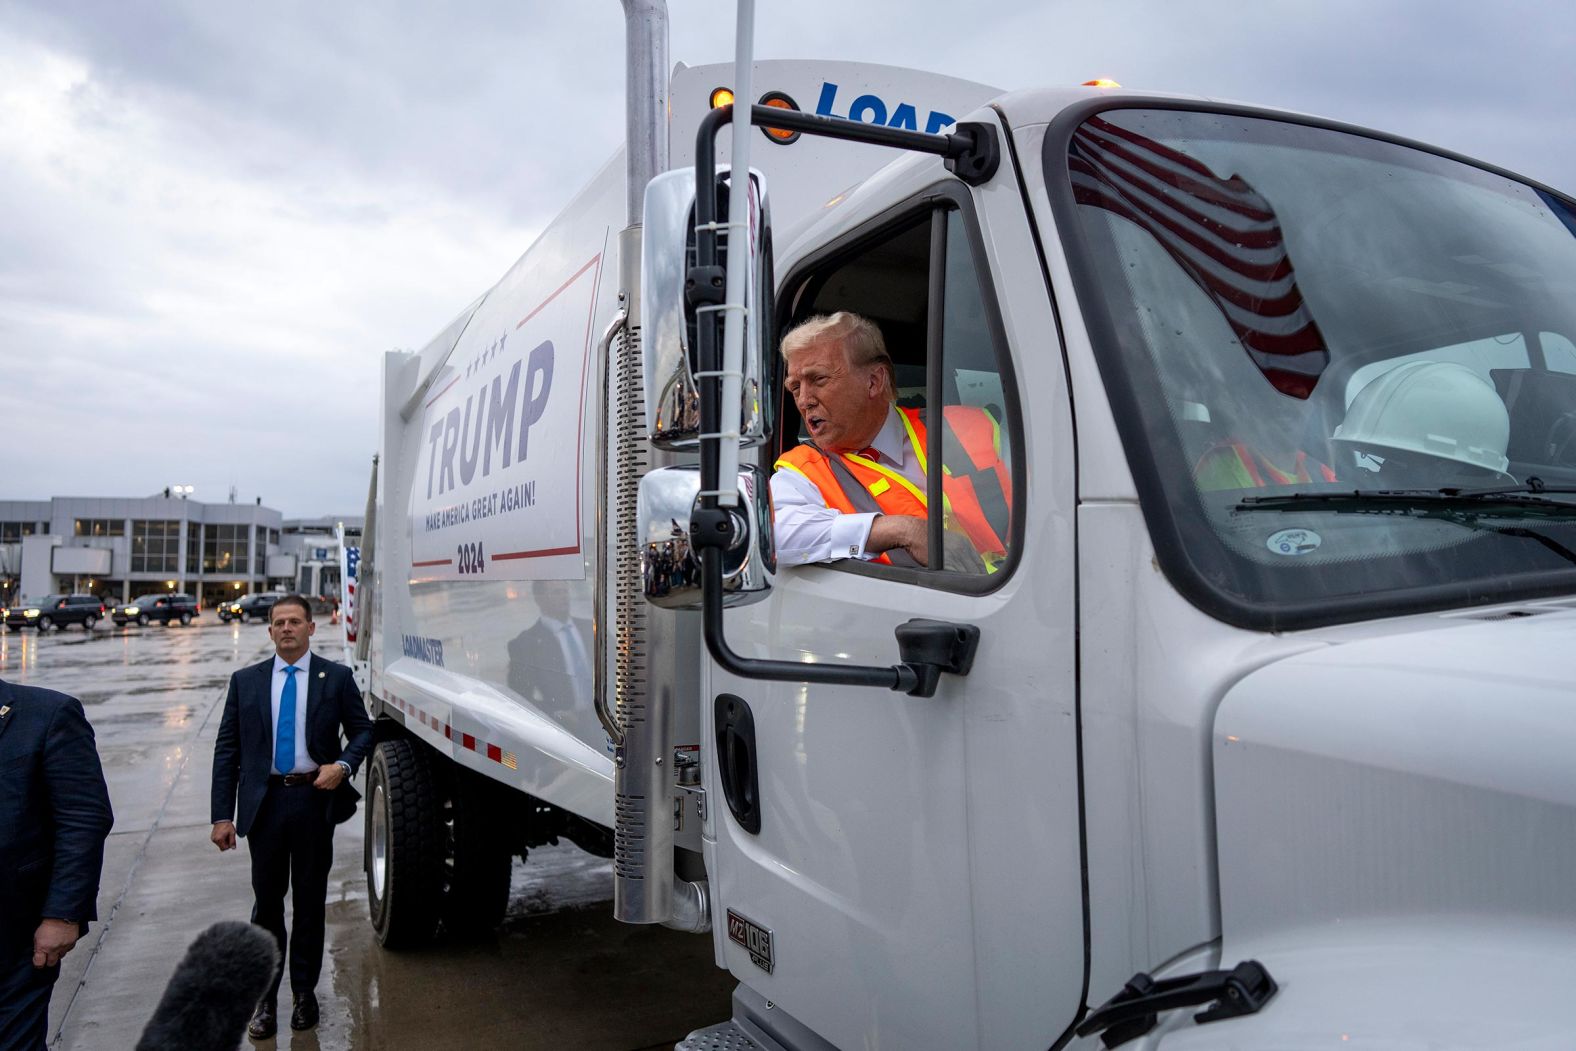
[3, 594, 104, 631]
[112, 592, 199, 627]
[218, 592, 283, 624]
[348, 6, 1576, 1048]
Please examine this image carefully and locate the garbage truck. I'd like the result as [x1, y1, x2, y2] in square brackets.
[351, 1, 1576, 1046]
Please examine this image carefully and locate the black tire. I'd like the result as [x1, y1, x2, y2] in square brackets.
[37, 616, 53, 632]
[366, 739, 445, 948]
[179, 612, 192, 626]
[442, 769, 514, 936]
[83, 615, 97, 631]
[136, 614, 150, 627]
[240, 612, 250, 624]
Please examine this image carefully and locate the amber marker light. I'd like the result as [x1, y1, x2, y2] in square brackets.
[757, 91, 801, 144]
[1082, 78, 1122, 89]
[710, 87, 736, 109]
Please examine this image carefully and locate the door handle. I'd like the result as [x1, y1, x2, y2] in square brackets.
[715, 694, 761, 834]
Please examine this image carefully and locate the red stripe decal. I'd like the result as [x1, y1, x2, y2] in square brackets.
[424, 373, 461, 408]
[492, 545, 580, 561]
[516, 256, 602, 331]
[384, 695, 514, 769]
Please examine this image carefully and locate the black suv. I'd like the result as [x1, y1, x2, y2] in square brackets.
[112, 593, 199, 627]
[3, 594, 105, 632]
[218, 593, 283, 624]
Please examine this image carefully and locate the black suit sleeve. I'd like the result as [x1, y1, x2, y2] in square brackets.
[211, 672, 242, 824]
[40, 698, 114, 925]
[337, 670, 374, 775]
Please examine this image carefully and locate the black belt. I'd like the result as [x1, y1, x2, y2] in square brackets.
[268, 770, 319, 787]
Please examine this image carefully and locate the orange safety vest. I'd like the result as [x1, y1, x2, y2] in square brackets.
[775, 406, 1012, 568]
[1193, 439, 1337, 490]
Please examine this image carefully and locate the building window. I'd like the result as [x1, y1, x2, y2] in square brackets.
[1, 522, 38, 544]
[74, 518, 126, 538]
[202, 523, 250, 574]
[130, 520, 180, 573]
[186, 522, 202, 575]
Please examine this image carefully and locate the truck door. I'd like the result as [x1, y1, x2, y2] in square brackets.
[706, 164, 1083, 1049]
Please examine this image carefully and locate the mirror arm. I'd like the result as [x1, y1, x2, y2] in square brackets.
[714, 103, 1000, 186]
[695, 542, 920, 693]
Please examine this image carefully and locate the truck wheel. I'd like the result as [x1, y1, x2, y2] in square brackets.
[179, 612, 192, 626]
[38, 616, 53, 631]
[137, 614, 150, 627]
[83, 615, 97, 631]
[442, 769, 514, 935]
[367, 739, 445, 948]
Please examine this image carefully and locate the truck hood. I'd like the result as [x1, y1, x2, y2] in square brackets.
[1197, 608, 1576, 1045]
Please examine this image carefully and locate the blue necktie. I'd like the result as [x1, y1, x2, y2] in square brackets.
[275, 665, 299, 774]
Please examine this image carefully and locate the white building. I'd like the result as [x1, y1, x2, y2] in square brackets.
[0, 494, 287, 607]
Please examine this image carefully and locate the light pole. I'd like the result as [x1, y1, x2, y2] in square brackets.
[171, 486, 194, 594]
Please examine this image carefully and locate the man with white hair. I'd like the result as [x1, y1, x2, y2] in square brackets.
[771, 311, 1009, 572]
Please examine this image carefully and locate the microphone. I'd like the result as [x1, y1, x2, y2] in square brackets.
[136, 921, 279, 1051]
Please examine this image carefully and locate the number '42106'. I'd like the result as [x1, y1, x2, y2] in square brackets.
[457, 541, 486, 574]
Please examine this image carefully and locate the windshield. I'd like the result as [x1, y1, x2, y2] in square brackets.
[1053, 106, 1576, 626]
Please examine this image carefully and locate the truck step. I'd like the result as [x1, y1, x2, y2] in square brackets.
[675, 1021, 769, 1051]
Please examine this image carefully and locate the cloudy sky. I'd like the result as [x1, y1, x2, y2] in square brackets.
[0, 1, 1570, 516]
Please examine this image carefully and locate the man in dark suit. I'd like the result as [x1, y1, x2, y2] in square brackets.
[0, 679, 114, 1051]
[506, 579, 593, 723]
[210, 594, 373, 1039]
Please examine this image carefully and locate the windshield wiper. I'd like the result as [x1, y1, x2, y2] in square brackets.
[1236, 487, 1576, 516]
[1234, 486, 1576, 565]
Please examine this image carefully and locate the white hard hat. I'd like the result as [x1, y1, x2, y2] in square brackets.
[1333, 361, 1510, 476]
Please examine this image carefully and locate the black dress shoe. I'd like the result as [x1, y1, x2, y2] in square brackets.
[290, 991, 319, 1031]
[247, 1001, 277, 1039]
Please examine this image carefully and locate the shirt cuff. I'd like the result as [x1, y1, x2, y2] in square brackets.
[832, 512, 880, 560]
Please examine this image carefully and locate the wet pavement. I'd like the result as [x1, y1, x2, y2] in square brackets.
[1, 619, 734, 1050]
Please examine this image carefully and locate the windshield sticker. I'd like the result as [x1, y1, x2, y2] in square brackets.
[1267, 528, 1322, 556]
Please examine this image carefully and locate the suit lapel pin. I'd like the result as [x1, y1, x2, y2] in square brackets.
[318, 671, 326, 679]
[0, 705, 9, 718]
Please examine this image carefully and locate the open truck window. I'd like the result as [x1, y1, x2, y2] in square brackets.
[775, 201, 1021, 586]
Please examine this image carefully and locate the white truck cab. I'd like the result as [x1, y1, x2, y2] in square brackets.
[355, 4, 1576, 1048]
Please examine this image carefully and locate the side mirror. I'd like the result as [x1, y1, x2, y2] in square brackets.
[637, 465, 774, 610]
[641, 166, 774, 450]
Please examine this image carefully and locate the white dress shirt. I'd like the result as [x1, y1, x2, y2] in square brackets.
[270, 651, 316, 774]
[770, 406, 926, 566]
[539, 614, 592, 709]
